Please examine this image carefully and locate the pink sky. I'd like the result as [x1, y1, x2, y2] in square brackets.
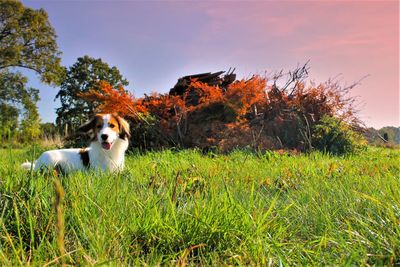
[23, 0, 399, 128]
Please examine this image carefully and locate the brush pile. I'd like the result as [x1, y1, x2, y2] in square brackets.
[79, 64, 363, 152]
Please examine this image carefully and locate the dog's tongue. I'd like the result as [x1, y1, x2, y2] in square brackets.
[101, 142, 112, 150]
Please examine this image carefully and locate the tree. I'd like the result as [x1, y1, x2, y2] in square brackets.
[0, 103, 18, 140]
[55, 56, 129, 133]
[0, 70, 40, 141]
[312, 115, 366, 155]
[0, 0, 65, 85]
[40, 122, 58, 137]
[0, 0, 64, 142]
[20, 85, 40, 141]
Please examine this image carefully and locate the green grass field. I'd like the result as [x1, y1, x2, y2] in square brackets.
[0, 147, 399, 265]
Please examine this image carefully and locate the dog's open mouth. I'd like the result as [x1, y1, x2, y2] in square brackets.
[101, 142, 112, 150]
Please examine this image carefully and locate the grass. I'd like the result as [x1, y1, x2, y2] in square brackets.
[0, 147, 399, 265]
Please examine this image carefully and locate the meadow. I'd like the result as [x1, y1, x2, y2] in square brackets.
[0, 147, 399, 265]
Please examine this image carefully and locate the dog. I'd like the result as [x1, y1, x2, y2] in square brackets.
[21, 113, 130, 174]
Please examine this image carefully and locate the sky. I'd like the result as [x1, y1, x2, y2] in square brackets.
[21, 0, 399, 128]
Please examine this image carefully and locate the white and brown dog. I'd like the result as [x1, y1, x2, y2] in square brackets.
[22, 114, 130, 174]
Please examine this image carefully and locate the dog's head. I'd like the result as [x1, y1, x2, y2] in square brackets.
[78, 113, 130, 150]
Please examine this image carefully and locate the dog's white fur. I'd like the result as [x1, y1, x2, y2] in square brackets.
[21, 114, 130, 173]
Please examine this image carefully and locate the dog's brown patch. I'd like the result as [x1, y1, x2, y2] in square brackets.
[114, 114, 131, 140]
[79, 148, 90, 168]
[108, 115, 120, 134]
[93, 114, 105, 135]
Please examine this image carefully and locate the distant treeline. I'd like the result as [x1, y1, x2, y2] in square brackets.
[365, 126, 400, 145]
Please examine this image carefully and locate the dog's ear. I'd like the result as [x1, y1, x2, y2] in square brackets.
[116, 115, 131, 140]
[77, 117, 97, 134]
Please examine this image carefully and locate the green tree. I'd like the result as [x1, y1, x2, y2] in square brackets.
[0, 103, 18, 140]
[312, 115, 366, 155]
[40, 122, 58, 138]
[0, 70, 40, 141]
[55, 56, 129, 133]
[20, 86, 40, 141]
[0, 0, 65, 85]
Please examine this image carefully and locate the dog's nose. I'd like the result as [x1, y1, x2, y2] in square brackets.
[101, 134, 108, 141]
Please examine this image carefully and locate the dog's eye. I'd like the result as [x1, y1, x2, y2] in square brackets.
[109, 124, 115, 129]
[97, 125, 102, 129]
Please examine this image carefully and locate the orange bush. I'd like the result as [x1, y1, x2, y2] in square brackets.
[78, 70, 362, 151]
[225, 76, 267, 118]
[78, 80, 146, 118]
[186, 79, 224, 108]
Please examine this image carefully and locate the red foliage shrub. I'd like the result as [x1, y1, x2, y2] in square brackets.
[78, 81, 145, 118]
[225, 76, 267, 119]
[78, 68, 362, 152]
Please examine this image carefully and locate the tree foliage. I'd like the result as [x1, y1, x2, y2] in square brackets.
[40, 122, 59, 137]
[0, 0, 64, 142]
[0, 103, 18, 140]
[312, 115, 366, 155]
[0, 0, 65, 85]
[364, 126, 400, 147]
[20, 85, 40, 141]
[55, 56, 129, 133]
[0, 70, 40, 141]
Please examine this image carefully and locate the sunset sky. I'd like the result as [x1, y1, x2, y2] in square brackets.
[22, 0, 399, 128]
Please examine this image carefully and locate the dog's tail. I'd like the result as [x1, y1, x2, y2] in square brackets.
[21, 162, 35, 171]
